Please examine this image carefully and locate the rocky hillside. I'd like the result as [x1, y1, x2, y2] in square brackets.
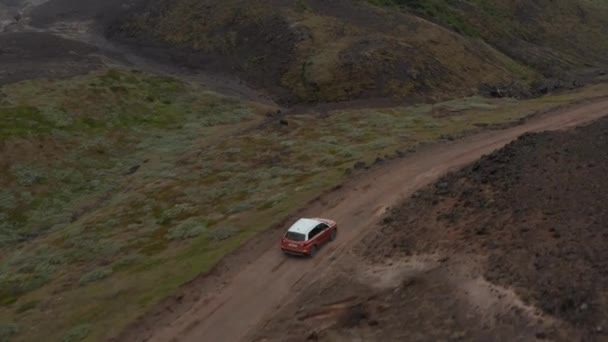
[364, 116, 608, 339]
[104, 0, 608, 104]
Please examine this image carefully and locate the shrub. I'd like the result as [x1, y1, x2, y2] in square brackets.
[16, 300, 39, 314]
[337, 147, 356, 159]
[166, 219, 207, 240]
[0, 192, 16, 210]
[0, 249, 65, 303]
[0, 221, 20, 247]
[204, 189, 227, 202]
[224, 147, 242, 155]
[0, 322, 18, 342]
[113, 254, 145, 270]
[319, 155, 337, 166]
[279, 140, 295, 147]
[41, 108, 74, 128]
[69, 238, 123, 262]
[367, 139, 392, 150]
[208, 226, 240, 241]
[158, 203, 197, 225]
[295, 0, 312, 13]
[63, 324, 91, 342]
[79, 268, 112, 286]
[11, 164, 45, 187]
[200, 108, 252, 127]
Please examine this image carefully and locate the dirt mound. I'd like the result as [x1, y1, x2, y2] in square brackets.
[364, 117, 608, 338]
[0, 32, 103, 85]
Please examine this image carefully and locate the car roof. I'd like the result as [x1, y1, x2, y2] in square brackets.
[287, 218, 323, 235]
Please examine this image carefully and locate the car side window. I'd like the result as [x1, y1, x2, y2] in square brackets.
[308, 227, 322, 239]
[318, 223, 329, 230]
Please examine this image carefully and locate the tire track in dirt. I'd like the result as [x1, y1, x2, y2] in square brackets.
[123, 99, 608, 342]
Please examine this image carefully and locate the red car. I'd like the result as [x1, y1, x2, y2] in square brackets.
[280, 217, 337, 257]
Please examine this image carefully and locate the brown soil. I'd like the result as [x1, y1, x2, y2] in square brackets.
[253, 256, 582, 342]
[114, 99, 608, 342]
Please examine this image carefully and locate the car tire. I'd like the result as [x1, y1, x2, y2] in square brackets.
[309, 245, 318, 257]
[330, 229, 337, 241]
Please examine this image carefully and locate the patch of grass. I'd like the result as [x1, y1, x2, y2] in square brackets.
[15, 300, 39, 314]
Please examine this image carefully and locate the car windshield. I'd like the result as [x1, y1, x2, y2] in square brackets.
[285, 232, 306, 241]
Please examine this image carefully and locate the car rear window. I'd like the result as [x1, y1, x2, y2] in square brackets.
[285, 232, 306, 241]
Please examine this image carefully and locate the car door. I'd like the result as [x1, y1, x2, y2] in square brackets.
[307, 227, 322, 244]
[316, 223, 330, 244]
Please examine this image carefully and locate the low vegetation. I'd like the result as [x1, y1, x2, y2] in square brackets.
[1, 67, 607, 341]
[367, 0, 608, 74]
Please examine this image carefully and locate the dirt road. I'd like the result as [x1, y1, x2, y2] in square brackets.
[115, 99, 608, 342]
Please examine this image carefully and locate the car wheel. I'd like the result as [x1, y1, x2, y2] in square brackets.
[309, 245, 318, 257]
[330, 229, 337, 241]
